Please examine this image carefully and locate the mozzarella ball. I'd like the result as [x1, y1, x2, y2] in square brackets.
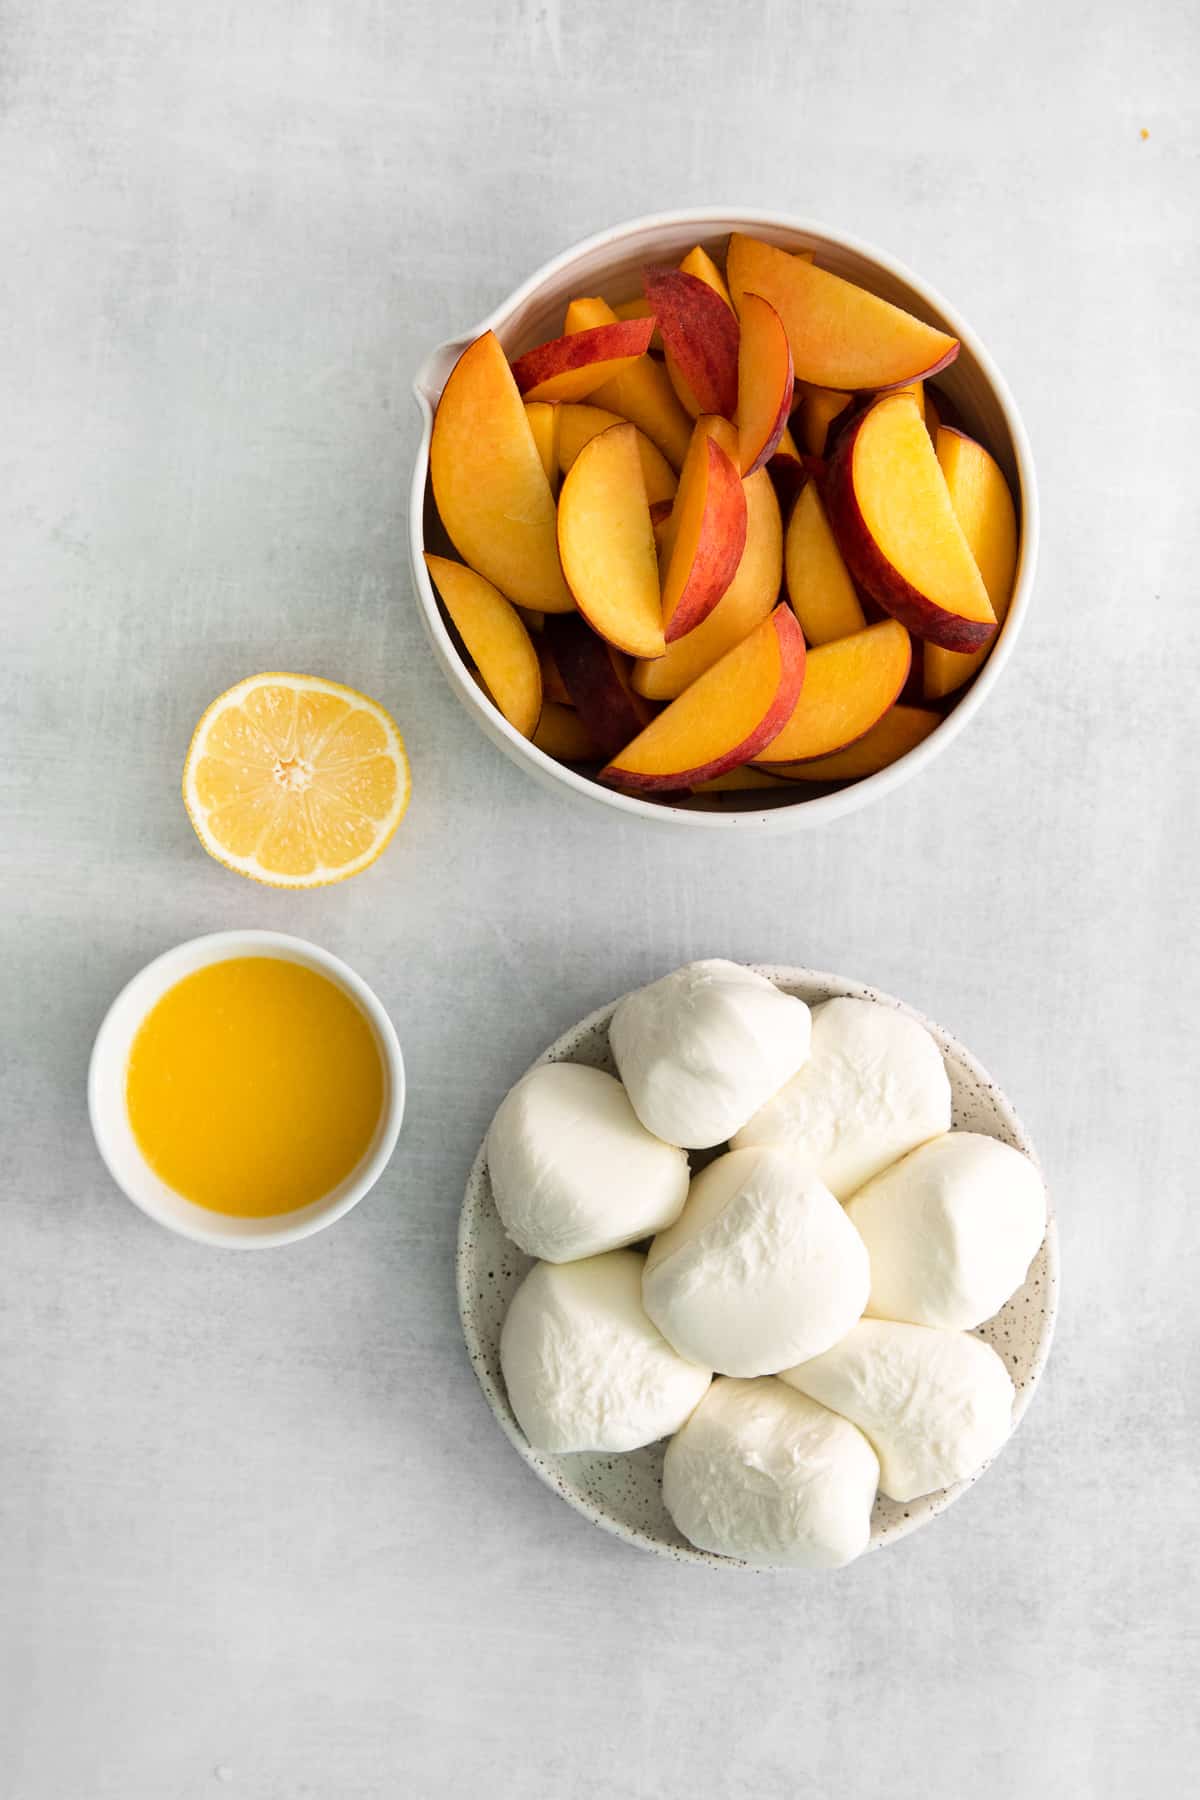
[845, 1131, 1047, 1331]
[609, 960, 811, 1150]
[732, 996, 952, 1199]
[499, 1252, 711, 1453]
[486, 1061, 689, 1262]
[662, 1377, 879, 1569]
[642, 1146, 869, 1376]
[782, 1319, 1014, 1502]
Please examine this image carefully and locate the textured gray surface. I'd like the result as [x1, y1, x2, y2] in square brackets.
[1, 2, 1197, 1796]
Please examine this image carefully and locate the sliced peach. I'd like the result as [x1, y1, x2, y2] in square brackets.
[634, 417, 782, 701]
[756, 619, 911, 766]
[923, 389, 942, 443]
[768, 703, 940, 781]
[425, 555, 542, 739]
[777, 421, 800, 460]
[532, 700, 601, 762]
[430, 332, 572, 611]
[923, 427, 1019, 699]
[726, 234, 959, 391]
[825, 394, 996, 652]
[556, 422, 665, 659]
[555, 404, 677, 506]
[602, 605, 805, 793]
[795, 381, 852, 457]
[523, 402, 559, 491]
[736, 293, 794, 476]
[535, 636, 571, 706]
[664, 247, 737, 417]
[785, 481, 866, 645]
[612, 295, 662, 352]
[661, 424, 747, 644]
[511, 318, 655, 405]
[544, 614, 655, 757]
[564, 296, 692, 468]
[679, 244, 734, 308]
[642, 267, 740, 420]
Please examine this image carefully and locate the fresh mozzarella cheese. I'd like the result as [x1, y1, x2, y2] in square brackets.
[845, 1131, 1047, 1330]
[486, 1061, 689, 1262]
[731, 996, 952, 1198]
[609, 960, 811, 1150]
[642, 1145, 869, 1376]
[782, 1318, 1015, 1502]
[499, 1251, 712, 1454]
[662, 1376, 879, 1569]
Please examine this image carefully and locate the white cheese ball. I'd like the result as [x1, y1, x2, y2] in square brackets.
[499, 1252, 711, 1453]
[732, 996, 952, 1199]
[642, 1146, 869, 1376]
[845, 1131, 1047, 1331]
[486, 1061, 689, 1263]
[609, 960, 812, 1150]
[662, 1377, 879, 1569]
[782, 1319, 1015, 1502]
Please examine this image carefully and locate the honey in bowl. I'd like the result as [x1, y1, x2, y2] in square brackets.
[125, 957, 384, 1217]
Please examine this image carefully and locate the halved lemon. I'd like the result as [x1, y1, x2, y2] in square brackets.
[183, 674, 410, 888]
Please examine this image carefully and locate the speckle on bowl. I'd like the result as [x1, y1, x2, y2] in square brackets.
[457, 966, 1059, 1568]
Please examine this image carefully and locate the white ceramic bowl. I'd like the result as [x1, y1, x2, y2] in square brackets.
[411, 208, 1039, 831]
[88, 930, 405, 1248]
[458, 966, 1058, 1567]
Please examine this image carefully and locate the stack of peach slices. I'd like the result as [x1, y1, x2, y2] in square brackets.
[424, 234, 1019, 803]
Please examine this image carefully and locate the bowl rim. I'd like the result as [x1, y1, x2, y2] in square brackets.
[87, 929, 406, 1248]
[457, 962, 1059, 1568]
[410, 207, 1040, 831]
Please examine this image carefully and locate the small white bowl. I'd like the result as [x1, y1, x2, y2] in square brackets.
[458, 966, 1058, 1567]
[410, 208, 1039, 831]
[88, 930, 405, 1248]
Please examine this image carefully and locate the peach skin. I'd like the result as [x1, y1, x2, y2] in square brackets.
[736, 293, 794, 477]
[602, 605, 805, 793]
[825, 394, 996, 653]
[660, 426, 748, 644]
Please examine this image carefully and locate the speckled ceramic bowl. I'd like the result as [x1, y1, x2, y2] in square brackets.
[457, 965, 1058, 1568]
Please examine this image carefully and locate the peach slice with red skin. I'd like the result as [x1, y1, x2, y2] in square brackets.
[785, 480, 867, 646]
[556, 421, 665, 660]
[765, 702, 940, 781]
[545, 614, 655, 757]
[425, 555, 543, 739]
[755, 619, 911, 766]
[602, 605, 805, 793]
[726, 234, 959, 391]
[661, 424, 748, 644]
[635, 416, 782, 702]
[642, 267, 740, 420]
[564, 296, 693, 468]
[430, 331, 572, 611]
[662, 248, 737, 418]
[510, 318, 655, 405]
[825, 393, 996, 653]
[923, 427, 1019, 699]
[736, 293, 794, 477]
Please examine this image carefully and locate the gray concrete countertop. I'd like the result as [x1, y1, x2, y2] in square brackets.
[2, 2, 1196, 1795]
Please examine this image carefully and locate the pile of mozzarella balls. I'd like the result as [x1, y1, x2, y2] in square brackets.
[489, 961, 1046, 1570]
